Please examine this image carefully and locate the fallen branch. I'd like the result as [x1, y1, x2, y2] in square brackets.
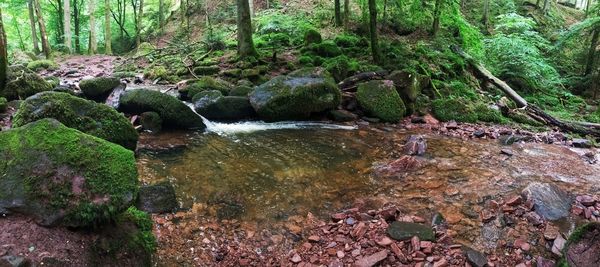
[339, 70, 389, 91]
[451, 45, 600, 138]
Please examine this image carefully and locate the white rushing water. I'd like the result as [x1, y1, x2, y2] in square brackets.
[186, 103, 357, 135]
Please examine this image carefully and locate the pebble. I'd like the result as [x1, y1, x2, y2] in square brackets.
[290, 254, 302, 263]
[376, 237, 393, 246]
[308, 235, 321, 242]
[336, 251, 345, 258]
[355, 250, 388, 267]
[345, 217, 356, 225]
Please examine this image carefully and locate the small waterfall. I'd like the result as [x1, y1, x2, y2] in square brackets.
[185, 103, 357, 135]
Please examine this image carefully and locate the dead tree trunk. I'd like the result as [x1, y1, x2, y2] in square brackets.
[452, 45, 600, 137]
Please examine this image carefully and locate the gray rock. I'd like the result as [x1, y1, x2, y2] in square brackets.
[572, 138, 593, 148]
[328, 109, 358, 122]
[387, 221, 435, 241]
[463, 247, 487, 267]
[522, 182, 572, 220]
[136, 182, 178, 213]
[0, 255, 31, 267]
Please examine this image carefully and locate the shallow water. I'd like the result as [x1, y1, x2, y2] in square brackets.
[137, 123, 600, 249]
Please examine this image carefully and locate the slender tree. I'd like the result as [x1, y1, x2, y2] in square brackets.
[13, 17, 26, 51]
[334, 0, 342, 26]
[482, 0, 490, 27]
[73, 0, 84, 54]
[159, 0, 165, 31]
[237, 0, 258, 58]
[28, 0, 41, 54]
[368, 0, 381, 64]
[64, 0, 72, 53]
[89, 0, 97, 54]
[0, 8, 7, 91]
[432, 0, 443, 36]
[34, 0, 51, 58]
[585, 28, 599, 76]
[136, 0, 144, 47]
[105, 0, 112, 54]
[344, 0, 350, 30]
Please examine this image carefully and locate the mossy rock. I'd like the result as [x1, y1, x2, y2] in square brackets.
[356, 80, 406, 123]
[0, 119, 139, 227]
[323, 55, 359, 82]
[193, 66, 220, 76]
[304, 29, 322, 45]
[143, 66, 168, 81]
[432, 97, 478, 123]
[113, 71, 137, 79]
[223, 68, 242, 78]
[45, 76, 60, 89]
[334, 34, 361, 48]
[194, 95, 257, 121]
[242, 68, 261, 78]
[302, 41, 343, 58]
[13, 92, 139, 150]
[140, 111, 162, 133]
[564, 222, 600, 267]
[0, 97, 7, 113]
[386, 70, 430, 114]
[26, 60, 58, 71]
[79, 77, 122, 102]
[134, 42, 155, 57]
[249, 67, 341, 122]
[3, 70, 53, 100]
[118, 89, 205, 129]
[191, 90, 223, 104]
[181, 77, 231, 100]
[230, 85, 254, 97]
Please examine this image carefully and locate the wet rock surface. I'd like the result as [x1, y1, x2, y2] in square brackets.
[522, 182, 572, 220]
[565, 223, 600, 267]
[136, 182, 179, 214]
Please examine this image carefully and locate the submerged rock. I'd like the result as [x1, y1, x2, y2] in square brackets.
[522, 182, 572, 221]
[13, 91, 139, 150]
[136, 182, 178, 213]
[249, 67, 341, 121]
[387, 221, 435, 241]
[78, 77, 122, 102]
[328, 109, 358, 122]
[356, 80, 406, 123]
[565, 222, 600, 267]
[140, 111, 163, 133]
[0, 119, 139, 227]
[118, 89, 205, 129]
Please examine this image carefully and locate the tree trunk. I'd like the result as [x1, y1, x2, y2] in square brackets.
[586, 0, 592, 16]
[159, 0, 165, 31]
[34, 0, 51, 58]
[432, 0, 443, 36]
[237, 0, 258, 58]
[344, 0, 350, 31]
[13, 17, 26, 50]
[368, 0, 381, 64]
[74, 0, 82, 54]
[0, 8, 7, 92]
[335, 0, 342, 26]
[383, 0, 388, 23]
[89, 0, 97, 54]
[249, 0, 254, 18]
[482, 0, 490, 27]
[105, 0, 112, 54]
[136, 0, 144, 47]
[585, 28, 599, 76]
[28, 0, 41, 54]
[64, 0, 72, 53]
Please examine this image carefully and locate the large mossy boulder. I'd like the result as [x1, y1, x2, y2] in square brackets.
[0, 119, 139, 227]
[386, 70, 430, 114]
[0, 97, 7, 113]
[79, 77, 122, 102]
[356, 80, 406, 123]
[3, 68, 53, 100]
[193, 92, 256, 121]
[118, 89, 205, 129]
[249, 67, 341, 121]
[13, 92, 139, 150]
[304, 29, 322, 45]
[180, 77, 231, 100]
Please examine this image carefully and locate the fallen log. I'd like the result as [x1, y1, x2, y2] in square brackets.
[451, 45, 600, 138]
[338, 70, 389, 91]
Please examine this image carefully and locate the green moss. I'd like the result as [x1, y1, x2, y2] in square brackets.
[191, 90, 223, 103]
[304, 29, 322, 45]
[183, 77, 231, 100]
[193, 66, 220, 76]
[298, 55, 315, 66]
[13, 92, 139, 150]
[301, 41, 343, 58]
[473, 103, 507, 124]
[432, 97, 478, 123]
[242, 68, 261, 78]
[323, 55, 359, 82]
[334, 34, 361, 48]
[0, 97, 6, 113]
[356, 80, 406, 123]
[27, 60, 58, 71]
[144, 66, 169, 81]
[112, 71, 137, 79]
[230, 85, 254, 97]
[139, 112, 162, 133]
[0, 119, 139, 227]
[121, 207, 156, 253]
[3, 71, 53, 100]
[118, 89, 205, 129]
[45, 77, 60, 88]
[79, 77, 121, 101]
[194, 96, 256, 121]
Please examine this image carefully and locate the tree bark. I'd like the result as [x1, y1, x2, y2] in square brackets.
[74, 0, 82, 54]
[64, 0, 72, 53]
[585, 28, 599, 76]
[237, 0, 258, 58]
[432, 0, 443, 36]
[482, 0, 490, 27]
[28, 0, 41, 54]
[105, 0, 112, 54]
[136, 0, 144, 47]
[344, 0, 350, 31]
[13, 17, 26, 51]
[0, 8, 7, 92]
[368, 0, 381, 64]
[34, 0, 51, 58]
[335, 0, 342, 26]
[89, 0, 97, 54]
[159, 0, 165, 31]
[249, 0, 254, 18]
